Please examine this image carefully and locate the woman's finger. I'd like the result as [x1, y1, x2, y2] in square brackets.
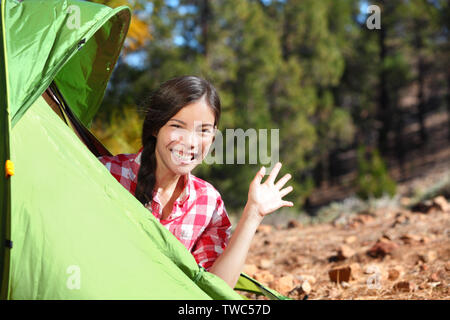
[275, 173, 292, 190]
[266, 162, 282, 185]
[262, 199, 294, 216]
[282, 200, 294, 207]
[279, 185, 293, 198]
[252, 166, 266, 185]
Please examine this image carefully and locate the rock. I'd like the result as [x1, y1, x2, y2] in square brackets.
[364, 264, 393, 284]
[279, 257, 294, 266]
[287, 220, 302, 229]
[299, 280, 312, 294]
[256, 224, 272, 234]
[420, 236, 430, 244]
[445, 261, 450, 272]
[420, 264, 429, 271]
[296, 274, 316, 284]
[288, 280, 312, 296]
[393, 281, 413, 292]
[253, 270, 274, 286]
[259, 258, 272, 270]
[329, 266, 352, 283]
[381, 232, 393, 241]
[391, 212, 410, 227]
[243, 264, 259, 277]
[388, 267, 402, 281]
[433, 196, 450, 212]
[411, 200, 439, 214]
[418, 251, 437, 263]
[400, 233, 421, 245]
[367, 239, 399, 258]
[336, 245, 356, 260]
[428, 282, 441, 288]
[345, 235, 357, 244]
[429, 272, 440, 282]
[428, 251, 438, 262]
[400, 197, 411, 207]
[340, 281, 351, 289]
[295, 256, 304, 265]
[356, 214, 375, 224]
[349, 263, 362, 279]
[272, 275, 296, 295]
[348, 214, 375, 228]
[364, 264, 381, 274]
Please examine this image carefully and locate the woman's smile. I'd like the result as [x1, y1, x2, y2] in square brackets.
[169, 146, 198, 165]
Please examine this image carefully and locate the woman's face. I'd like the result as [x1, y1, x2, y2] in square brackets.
[154, 96, 216, 176]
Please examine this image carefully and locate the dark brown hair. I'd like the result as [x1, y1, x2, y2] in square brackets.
[134, 75, 221, 206]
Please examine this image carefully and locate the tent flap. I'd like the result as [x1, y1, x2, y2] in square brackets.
[4, 0, 130, 128]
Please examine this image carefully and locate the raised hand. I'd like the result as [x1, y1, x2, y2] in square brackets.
[247, 162, 294, 218]
[209, 162, 295, 288]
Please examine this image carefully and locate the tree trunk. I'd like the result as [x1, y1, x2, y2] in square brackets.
[394, 105, 406, 179]
[377, 25, 391, 154]
[414, 25, 428, 144]
[447, 72, 450, 141]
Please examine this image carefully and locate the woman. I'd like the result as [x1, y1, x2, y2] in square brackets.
[98, 75, 293, 288]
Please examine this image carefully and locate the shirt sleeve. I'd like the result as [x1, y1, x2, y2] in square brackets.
[191, 195, 231, 271]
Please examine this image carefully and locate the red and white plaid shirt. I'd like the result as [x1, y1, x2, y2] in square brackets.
[97, 148, 231, 270]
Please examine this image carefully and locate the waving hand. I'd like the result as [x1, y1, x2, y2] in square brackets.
[247, 162, 294, 217]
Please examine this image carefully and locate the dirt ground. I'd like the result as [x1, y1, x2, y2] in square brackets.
[241, 196, 450, 300]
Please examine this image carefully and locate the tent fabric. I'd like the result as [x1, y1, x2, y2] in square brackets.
[8, 95, 241, 299]
[1, 0, 13, 299]
[235, 273, 291, 300]
[4, 0, 130, 128]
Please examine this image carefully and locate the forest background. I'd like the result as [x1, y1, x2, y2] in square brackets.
[89, 0, 450, 218]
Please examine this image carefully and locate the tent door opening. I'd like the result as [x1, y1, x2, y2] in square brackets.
[41, 83, 112, 158]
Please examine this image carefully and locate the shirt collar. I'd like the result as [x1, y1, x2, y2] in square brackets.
[130, 147, 143, 181]
[174, 172, 191, 206]
[132, 146, 191, 206]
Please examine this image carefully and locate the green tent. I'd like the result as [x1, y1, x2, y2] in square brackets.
[0, 0, 287, 300]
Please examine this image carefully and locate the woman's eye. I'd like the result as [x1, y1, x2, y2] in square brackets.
[170, 124, 181, 128]
[201, 129, 214, 136]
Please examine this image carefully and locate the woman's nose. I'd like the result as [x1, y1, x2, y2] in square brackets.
[179, 129, 200, 149]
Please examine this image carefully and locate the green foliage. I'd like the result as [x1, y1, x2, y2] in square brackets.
[355, 145, 396, 200]
[91, 106, 142, 155]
